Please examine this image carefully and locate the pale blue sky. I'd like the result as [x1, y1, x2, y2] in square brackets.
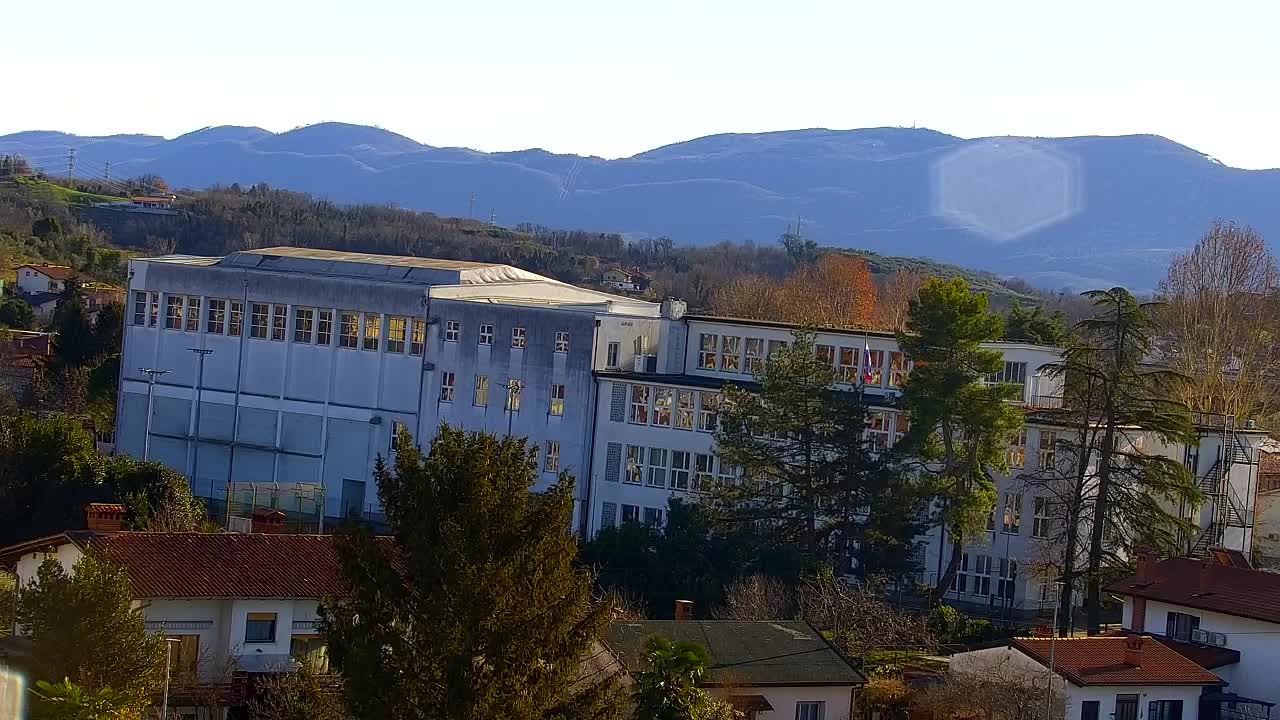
[7, 0, 1279, 168]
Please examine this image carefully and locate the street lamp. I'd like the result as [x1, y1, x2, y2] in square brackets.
[188, 349, 213, 491]
[139, 368, 170, 461]
[1046, 579, 1068, 720]
[160, 636, 181, 720]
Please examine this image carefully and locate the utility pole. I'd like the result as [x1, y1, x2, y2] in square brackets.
[104, 159, 111, 183]
[139, 368, 170, 461]
[468, 192, 476, 218]
[489, 208, 496, 225]
[188, 349, 213, 490]
[67, 147, 77, 190]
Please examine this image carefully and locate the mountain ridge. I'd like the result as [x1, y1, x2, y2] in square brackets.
[4, 122, 1277, 291]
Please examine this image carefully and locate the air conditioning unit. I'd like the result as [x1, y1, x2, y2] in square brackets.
[228, 516, 252, 534]
[1191, 629, 1228, 647]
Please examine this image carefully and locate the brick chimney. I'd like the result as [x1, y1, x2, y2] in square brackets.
[674, 599, 693, 623]
[1199, 559, 1215, 593]
[85, 503, 125, 533]
[1136, 547, 1155, 581]
[1123, 634, 1143, 667]
[250, 509, 286, 534]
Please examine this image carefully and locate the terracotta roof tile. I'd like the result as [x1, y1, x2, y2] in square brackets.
[1105, 557, 1280, 625]
[89, 532, 393, 599]
[18, 264, 76, 280]
[1012, 637, 1222, 687]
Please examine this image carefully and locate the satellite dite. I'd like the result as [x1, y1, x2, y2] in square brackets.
[0, 668, 22, 720]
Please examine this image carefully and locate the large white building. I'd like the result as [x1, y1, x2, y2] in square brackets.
[116, 247, 1267, 616]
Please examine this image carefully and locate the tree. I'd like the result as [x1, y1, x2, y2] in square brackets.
[29, 679, 136, 720]
[875, 270, 926, 331]
[1157, 220, 1278, 423]
[51, 279, 96, 368]
[320, 426, 622, 720]
[779, 227, 818, 265]
[1003, 302, 1068, 346]
[897, 278, 1024, 595]
[0, 413, 101, 545]
[16, 554, 166, 717]
[0, 297, 35, 329]
[104, 458, 207, 532]
[774, 255, 878, 328]
[1061, 288, 1200, 633]
[32, 216, 63, 240]
[247, 664, 346, 720]
[712, 331, 920, 573]
[90, 302, 124, 360]
[631, 636, 740, 720]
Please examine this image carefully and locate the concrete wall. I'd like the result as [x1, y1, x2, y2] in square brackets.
[707, 684, 855, 720]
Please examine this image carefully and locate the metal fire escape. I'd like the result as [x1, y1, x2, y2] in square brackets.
[1188, 413, 1256, 558]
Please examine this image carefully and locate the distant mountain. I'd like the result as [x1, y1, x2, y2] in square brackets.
[5, 122, 1277, 290]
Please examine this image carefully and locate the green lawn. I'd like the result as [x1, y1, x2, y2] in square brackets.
[15, 176, 128, 205]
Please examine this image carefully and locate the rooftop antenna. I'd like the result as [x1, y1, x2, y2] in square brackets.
[468, 192, 476, 219]
[489, 208, 496, 225]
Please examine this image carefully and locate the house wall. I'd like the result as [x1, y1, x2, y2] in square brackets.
[16, 268, 61, 295]
[707, 685, 855, 720]
[1122, 598, 1275, 707]
[13, 543, 85, 589]
[1253, 491, 1280, 568]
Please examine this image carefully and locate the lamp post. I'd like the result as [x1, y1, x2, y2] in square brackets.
[160, 636, 180, 720]
[1046, 580, 1068, 720]
[139, 368, 170, 461]
[188, 349, 213, 491]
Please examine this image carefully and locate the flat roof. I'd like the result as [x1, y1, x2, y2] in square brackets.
[235, 246, 498, 271]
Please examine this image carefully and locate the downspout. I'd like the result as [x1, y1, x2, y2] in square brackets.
[413, 287, 432, 444]
[225, 273, 249, 528]
[580, 318, 602, 539]
[114, 264, 135, 455]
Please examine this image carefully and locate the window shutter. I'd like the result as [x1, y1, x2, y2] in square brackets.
[605, 443, 622, 483]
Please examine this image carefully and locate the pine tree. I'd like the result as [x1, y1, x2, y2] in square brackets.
[320, 425, 622, 720]
[897, 278, 1024, 595]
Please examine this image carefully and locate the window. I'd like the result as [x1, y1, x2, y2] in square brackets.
[698, 333, 718, 369]
[207, 299, 226, 334]
[652, 388, 673, 427]
[607, 341, 620, 369]
[767, 339, 788, 357]
[868, 411, 891, 451]
[894, 414, 910, 445]
[866, 349, 884, 385]
[1033, 497, 1051, 538]
[720, 336, 741, 371]
[838, 346, 859, 383]
[694, 453, 715, 491]
[250, 303, 268, 338]
[167, 634, 201, 678]
[630, 385, 651, 424]
[550, 384, 565, 416]
[339, 312, 359, 348]
[505, 379, 522, 411]
[511, 326, 526, 348]
[228, 300, 243, 337]
[555, 331, 569, 353]
[439, 372, 455, 402]
[745, 337, 765, 372]
[185, 296, 201, 331]
[133, 291, 147, 325]
[796, 701, 826, 720]
[479, 324, 494, 346]
[1007, 429, 1027, 467]
[148, 291, 159, 327]
[317, 309, 333, 345]
[986, 508, 996, 532]
[474, 375, 489, 406]
[647, 448, 668, 488]
[717, 461, 741, 487]
[670, 451, 691, 490]
[545, 441, 560, 472]
[958, 554, 993, 596]
[272, 305, 287, 340]
[1166, 612, 1200, 642]
[1037, 430, 1058, 470]
[387, 316, 407, 353]
[289, 635, 329, 674]
[293, 307, 314, 343]
[643, 507, 663, 527]
[445, 320, 460, 342]
[998, 558, 1019, 600]
[1001, 492, 1022, 534]
[888, 351, 908, 388]
[815, 344, 835, 367]
[675, 390, 695, 430]
[621, 504, 640, 524]
[1081, 701, 1100, 720]
[986, 361, 1028, 393]
[1149, 700, 1184, 720]
[166, 295, 184, 329]
[410, 319, 425, 355]
[363, 313, 380, 351]
[698, 392, 720, 432]
[245, 612, 277, 643]
[625, 445, 643, 485]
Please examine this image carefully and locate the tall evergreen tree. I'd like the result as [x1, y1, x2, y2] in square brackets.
[320, 426, 622, 720]
[51, 279, 96, 368]
[1003, 302, 1068, 346]
[897, 278, 1024, 595]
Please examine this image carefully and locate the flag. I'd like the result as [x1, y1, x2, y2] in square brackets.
[863, 338, 873, 384]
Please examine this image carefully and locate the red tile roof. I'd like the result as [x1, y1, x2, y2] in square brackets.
[18, 264, 76, 280]
[1012, 637, 1223, 687]
[88, 532, 393, 599]
[1105, 557, 1280, 625]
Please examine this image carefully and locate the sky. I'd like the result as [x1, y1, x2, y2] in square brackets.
[6, 0, 1280, 169]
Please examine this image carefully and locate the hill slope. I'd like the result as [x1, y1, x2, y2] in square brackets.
[6, 123, 1276, 290]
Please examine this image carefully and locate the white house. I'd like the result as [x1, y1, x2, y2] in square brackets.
[949, 635, 1223, 720]
[1107, 549, 1280, 715]
[0, 504, 358, 719]
[14, 263, 76, 296]
[603, 610, 864, 720]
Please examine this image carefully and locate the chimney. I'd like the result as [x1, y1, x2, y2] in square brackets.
[1136, 547, 1154, 581]
[1123, 634, 1143, 667]
[1199, 560, 1215, 593]
[674, 599, 693, 623]
[85, 503, 125, 533]
[250, 509, 286, 534]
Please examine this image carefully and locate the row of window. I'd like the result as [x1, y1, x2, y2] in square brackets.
[438, 373, 568, 416]
[983, 492, 1053, 538]
[951, 553, 1020, 600]
[696, 332, 912, 388]
[621, 445, 741, 492]
[443, 319, 571, 353]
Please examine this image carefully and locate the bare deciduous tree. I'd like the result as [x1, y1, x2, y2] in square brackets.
[712, 575, 796, 621]
[914, 657, 1066, 720]
[876, 270, 927, 331]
